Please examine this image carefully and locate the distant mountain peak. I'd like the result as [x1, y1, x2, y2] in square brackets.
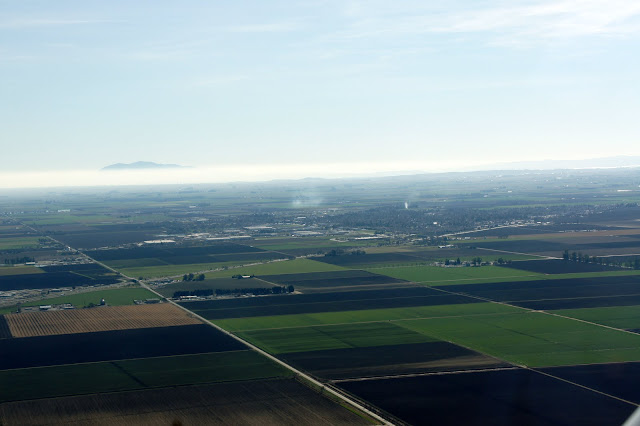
[101, 161, 188, 171]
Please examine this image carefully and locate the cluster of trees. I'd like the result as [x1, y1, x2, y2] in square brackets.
[324, 249, 366, 257]
[444, 258, 461, 266]
[562, 250, 640, 269]
[3, 256, 35, 265]
[174, 285, 294, 298]
[182, 273, 205, 281]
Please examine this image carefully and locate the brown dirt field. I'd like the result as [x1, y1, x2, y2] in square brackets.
[5, 304, 202, 338]
[0, 379, 369, 426]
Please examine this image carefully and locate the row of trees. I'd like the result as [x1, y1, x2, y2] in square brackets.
[562, 250, 640, 270]
[182, 273, 205, 281]
[173, 285, 294, 298]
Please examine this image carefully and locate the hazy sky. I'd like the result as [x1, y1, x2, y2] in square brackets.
[2, 0, 640, 186]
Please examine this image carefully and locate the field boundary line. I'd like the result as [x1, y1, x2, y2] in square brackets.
[130, 281, 393, 425]
[232, 311, 518, 332]
[331, 367, 520, 383]
[0, 350, 254, 373]
[526, 367, 639, 407]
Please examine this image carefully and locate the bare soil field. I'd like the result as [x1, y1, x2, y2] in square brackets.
[5, 303, 201, 338]
[0, 378, 369, 426]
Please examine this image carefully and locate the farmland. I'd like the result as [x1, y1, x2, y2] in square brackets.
[3, 171, 640, 424]
[339, 369, 635, 426]
[0, 378, 368, 425]
[4, 303, 201, 337]
[0, 286, 157, 314]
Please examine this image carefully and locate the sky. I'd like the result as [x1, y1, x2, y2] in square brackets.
[2, 0, 640, 187]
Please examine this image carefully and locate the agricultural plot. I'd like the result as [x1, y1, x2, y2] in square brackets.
[156, 277, 276, 297]
[238, 322, 436, 354]
[86, 243, 265, 262]
[0, 237, 42, 251]
[281, 342, 507, 380]
[501, 259, 622, 274]
[260, 269, 407, 292]
[0, 316, 10, 339]
[53, 223, 167, 249]
[183, 287, 480, 320]
[5, 304, 201, 338]
[0, 324, 245, 370]
[0, 270, 121, 291]
[554, 305, 640, 330]
[397, 311, 640, 366]
[472, 236, 640, 257]
[368, 265, 542, 285]
[436, 275, 640, 310]
[0, 266, 44, 276]
[0, 378, 368, 425]
[315, 252, 430, 267]
[214, 303, 523, 333]
[0, 351, 288, 403]
[0, 286, 157, 315]
[40, 262, 121, 280]
[338, 369, 635, 426]
[198, 258, 348, 279]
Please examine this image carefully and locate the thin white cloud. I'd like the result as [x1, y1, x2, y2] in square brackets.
[331, 0, 640, 45]
[0, 18, 113, 29]
[224, 22, 303, 33]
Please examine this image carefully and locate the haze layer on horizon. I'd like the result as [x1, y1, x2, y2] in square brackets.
[2, 1, 640, 176]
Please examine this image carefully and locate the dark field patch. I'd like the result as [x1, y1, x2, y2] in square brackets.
[541, 362, 640, 404]
[315, 252, 426, 266]
[0, 324, 245, 370]
[40, 263, 121, 280]
[501, 259, 621, 274]
[156, 277, 276, 297]
[0, 378, 368, 425]
[260, 269, 406, 290]
[462, 223, 626, 237]
[436, 275, 640, 304]
[85, 243, 264, 262]
[182, 287, 479, 319]
[55, 230, 162, 249]
[514, 294, 640, 310]
[339, 369, 636, 426]
[0, 271, 121, 291]
[281, 342, 507, 380]
[0, 316, 11, 339]
[470, 239, 568, 254]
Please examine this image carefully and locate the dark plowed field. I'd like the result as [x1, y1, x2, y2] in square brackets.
[184, 291, 479, 320]
[541, 362, 640, 404]
[463, 223, 626, 237]
[339, 369, 636, 426]
[0, 324, 245, 370]
[501, 259, 621, 274]
[85, 243, 263, 262]
[436, 276, 640, 304]
[55, 230, 161, 249]
[281, 342, 507, 380]
[514, 294, 640, 310]
[260, 270, 406, 290]
[315, 252, 426, 266]
[0, 316, 11, 339]
[0, 271, 120, 291]
[0, 378, 369, 426]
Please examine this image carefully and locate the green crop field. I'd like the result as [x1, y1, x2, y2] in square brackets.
[114, 258, 347, 279]
[0, 266, 44, 276]
[555, 305, 640, 330]
[214, 302, 524, 332]
[368, 265, 543, 285]
[0, 237, 42, 250]
[0, 286, 156, 314]
[0, 362, 140, 403]
[0, 351, 291, 403]
[397, 311, 640, 367]
[238, 322, 436, 354]
[117, 350, 291, 387]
